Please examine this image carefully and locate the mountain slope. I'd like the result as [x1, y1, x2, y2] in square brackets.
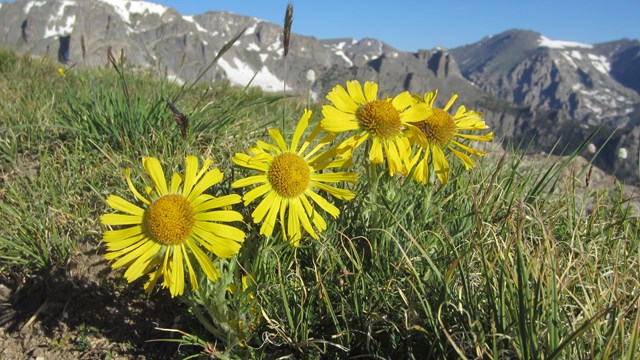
[0, 1, 639, 182]
[450, 29, 639, 127]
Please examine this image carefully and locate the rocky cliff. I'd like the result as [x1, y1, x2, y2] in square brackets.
[0, 0, 638, 182]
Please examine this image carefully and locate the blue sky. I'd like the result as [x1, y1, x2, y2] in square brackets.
[152, 0, 640, 51]
[2, 0, 638, 51]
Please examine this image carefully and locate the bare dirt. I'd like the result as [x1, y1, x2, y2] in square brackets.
[0, 242, 201, 360]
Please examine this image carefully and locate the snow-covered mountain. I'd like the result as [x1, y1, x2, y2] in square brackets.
[450, 29, 639, 128]
[1, 0, 639, 182]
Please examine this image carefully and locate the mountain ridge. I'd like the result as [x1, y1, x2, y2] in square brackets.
[1, 0, 639, 182]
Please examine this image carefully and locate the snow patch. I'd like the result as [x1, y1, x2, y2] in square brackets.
[246, 43, 260, 52]
[44, 0, 76, 38]
[559, 51, 577, 68]
[334, 50, 353, 66]
[218, 57, 284, 92]
[538, 35, 592, 49]
[588, 53, 610, 74]
[95, 0, 168, 23]
[183, 15, 209, 33]
[323, 39, 357, 51]
[24, 0, 47, 14]
[259, 53, 268, 62]
[245, 22, 258, 35]
[570, 50, 583, 60]
[266, 38, 283, 57]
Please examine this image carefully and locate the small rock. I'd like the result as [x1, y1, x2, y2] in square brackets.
[0, 284, 11, 302]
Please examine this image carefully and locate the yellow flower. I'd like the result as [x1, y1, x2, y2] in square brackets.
[405, 90, 494, 184]
[100, 156, 245, 297]
[320, 80, 431, 175]
[232, 109, 357, 246]
[57, 67, 65, 77]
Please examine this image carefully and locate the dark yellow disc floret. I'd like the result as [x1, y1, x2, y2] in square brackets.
[268, 152, 311, 198]
[143, 194, 195, 245]
[415, 108, 457, 145]
[356, 100, 402, 139]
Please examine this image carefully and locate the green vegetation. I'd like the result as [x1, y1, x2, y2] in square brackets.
[0, 44, 638, 360]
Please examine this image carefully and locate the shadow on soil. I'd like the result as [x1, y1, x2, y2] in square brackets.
[0, 246, 203, 359]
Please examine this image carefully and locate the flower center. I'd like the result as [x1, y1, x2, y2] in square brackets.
[356, 100, 402, 139]
[415, 108, 457, 145]
[268, 152, 310, 198]
[143, 194, 195, 245]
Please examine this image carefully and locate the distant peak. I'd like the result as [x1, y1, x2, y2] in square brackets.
[538, 35, 593, 49]
[95, 0, 169, 23]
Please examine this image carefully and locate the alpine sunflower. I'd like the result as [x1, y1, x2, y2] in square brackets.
[231, 109, 357, 246]
[320, 80, 431, 176]
[100, 156, 245, 297]
[405, 90, 494, 184]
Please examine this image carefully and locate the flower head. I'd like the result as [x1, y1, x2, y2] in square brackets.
[406, 90, 493, 184]
[232, 109, 357, 246]
[100, 156, 245, 297]
[320, 80, 431, 176]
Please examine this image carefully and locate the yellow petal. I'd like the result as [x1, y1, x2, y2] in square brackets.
[242, 183, 272, 206]
[169, 245, 185, 297]
[191, 228, 242, 259]
[124, 168, 150, 205]
[181, 244, 198, 290]
[103, 225, 144, 242]
[292, 197, 316, 239]
[101, 213, 143, 226]
[369, 138, 384, 164]
[251, 190, 278, 222]
[268, 128, 288, 152]
[326, 84, 358, 113]
[170, 172, 183, 194]
[186, 238, 220, 280]
[194, 158, 214, 184]
[110, 240, 157, 270]
[456, 132, 494, 142]
[412, 157, 428, 185]
[305, 189, 340, 217]
[182, 156, 199, 197]
[105, 195, 144, 216]
[392, 91, 413, 111]
[312, 181, 356, 200]
[363, 81, 379, 103]
[187, 168, 223, 202]
[193, 194, 242, 212]
[451, 140, 487, 156]
[432, 146, 450, 184]
[311, 171, 357, 183]
[450, 147, 476, 169]
[321, 106, 359, 132]
[195, 210, 244, 223]
[300, 194, 327, 231]
[232, 175, 267, 188]
[346, 80, 366, 105]
[232, 153, 269, 171]
[401, 102, 432, 124]
[260, 195, 281, 237]
[143, 157, 168, 196]
[291, 109, 312, 153]
[443, 93, 458, 112]
[104, 233, 147, 252]
[123, 242, 162, 282]
[423, 90, 438, 107]
[383, 140, 402, 175]
[144, 264, 163, 294]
